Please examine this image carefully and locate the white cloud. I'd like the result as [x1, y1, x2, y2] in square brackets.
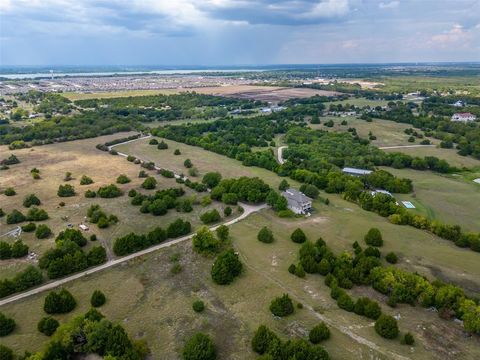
[379, 1, 399, 9]
[428, 24, 473, 48]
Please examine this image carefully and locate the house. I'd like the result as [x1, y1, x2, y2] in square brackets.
[371, 189, 393, 197]
[282, 188, 312, 215]
[342, 167, 372, 177]
[451, 113, 476, 122]
[453, 100, 465, 107]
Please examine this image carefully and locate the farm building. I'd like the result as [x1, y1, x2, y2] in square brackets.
[451, 113, 476, 122]
[282, 188, 312, 215]
[342, 167, 373, 177]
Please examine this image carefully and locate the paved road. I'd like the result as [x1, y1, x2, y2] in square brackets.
[277, 145, 288, 164]
[379, 144, 435, 150]
[0, 203, 268, 307]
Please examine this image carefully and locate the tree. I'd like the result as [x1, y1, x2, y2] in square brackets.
[184, 159, 193, 168]
[87, 247, 107, 266]
[56, 228, 87, 247]
[374, 314, 399, 339]
[223, 206, 232, 216]
[402, 332, 415, 345]
[37, 316, 59, 336]
[0, 242, 11, 259]
[85, 189, 96, 198]
[0, 312, 16, 336]
[309, 323, 330, 344]
[216, 225, 229, 242]
[337, 293, 355, 312]
[64, 172, 73, 181]
[291, 228, 307, 244]
[0, 345, 14, 360]
[364, 228, 383, 247]
[11, 240, 29, 258]
[257, 227, 274, 243]
[44, 289, 76, 314]
[182, 333, 216, 360]
[269, 294, 294, 317]
[251, 325, 279, 355]
[97, 184, 122, 198]
[91, 290, 106, 307]
[80, 175, 94, 185]
[4, 187, 16, 196]
[385, 252, 398, 264]
[200, 209, 221, 224]
[193, 227, 221, 254]
[174, 149, 181, 155]
[300, 184, 319, 199]
[116, 174, 131, 184]
[202, 172, 222, 188]
[36, 224, 52, 239]
[149, 138, 159, 145]
[6, 209, 25, 224]
[278, 179, 290, 191]
[23, 194, 41, 207]
[57, 184, 75, 197]
[167, 219, 191, 238]
[364, 300, 382, 320]
[157, 140, 168, 149]
[192, 300, 205, 313]
[141, 176, 157, 190]
[211, 249, 242, 285]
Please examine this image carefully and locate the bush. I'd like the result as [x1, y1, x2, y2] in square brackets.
[21, 222, 36, 232]
[364, 228, 383, 247]
[0, 345, 14, 360]
[182, 333, 216, 360]
[37, 316, 59, 336]
[36, 224, 52, 239]
[23, 194, 41, 207]
[216, 225, 229, 241]
[4, 187, 16, 196]
[251, 325, 279, 355]
[43, 289, 76, 314]
[97, 184, 122, 198]
[6, 209, 25, 224]
[402, 332, 415, 345]
[80, 175, 93, 185]
[269, 294, 294, 317]
[184, 159, 193, 168]
[337, 293, 355, 312]
[167, 219, 191, 238]
[257, 227, 274, 243]
[200, 209, 221, 224]
[138, 170, 147, 178]
[116, 174, 131, 184]
[202, 172, 222, 188]
[385, 252, 398, 264]
[364, 246, 381, 258]
[364, 300, 382, 320]
[309, 323, 330, 344]
[294, 264, 306, 278]
[211, 249, 242, 285]
[192, 300, 205, 313]
[90, 290, 106, 307]
[278, 179, 290, 191]
[26, 207, 49, 221]
[85, 189, 96, 198]
[11, 240, 29, 258]
[0, 312, 16, 336]
[374, 314, 399, 339]
[291, 228, 307, 244]
[57, 184, 75, 197]
[174, 149, 181, 155]
[300, 184, 319, 199]
[157, 140, 168, 149]
[141, 176, 157, 190]
[223, 206, 232, 216]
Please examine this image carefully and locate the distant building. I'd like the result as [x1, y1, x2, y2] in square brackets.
[453, 100, 465, 107]
[79, 224, 89, 231]
[451, 113, 476, 122]
[282, 188, 312, 215]
[342, 167, 373, 177]
[371, 189, 393, 197]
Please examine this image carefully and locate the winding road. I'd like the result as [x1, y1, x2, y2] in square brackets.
[277, 145, 287, 164]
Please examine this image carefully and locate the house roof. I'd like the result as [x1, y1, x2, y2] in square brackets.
[342, 167, 373, 175]
[453, 112, 475, 117]
[282, 188, 312, 204]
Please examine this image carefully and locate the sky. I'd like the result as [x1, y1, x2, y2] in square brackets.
[0, 0, 479, 66]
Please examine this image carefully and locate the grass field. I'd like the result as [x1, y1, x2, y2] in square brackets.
[2, 135, 480, 359]
[328, 98, 390, 107]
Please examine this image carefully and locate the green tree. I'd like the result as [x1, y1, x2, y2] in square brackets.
[269, 294, 294, 317]
[216, 225, 229, 242]
[278, 179, 290, 191]
[184, 159, 193, 168]
[364, 228, 383, 247]
[116, 174, 131, 184]
[4, 187, 16, 196]
[35, 224, 52, 239]
[23, 193, 41, 207]
[251, 325, 279, 355]
[91, 290, 106, 307]
[0, 344, 14, 360]
[309, 323, 330, 344]
[193, 227, 220, 254]
[182, 333, 216, 360]
[374, 314, 399, 339]
[385, 252, 398, 264]
[291, 228, 307, 244]
[402, 332, 415, 345]
[6, 209, 26, 224]
[192, 300, 205, 313]
[202, 172, 222, 188]
[43, 289, 76, 314]
[257, 227, 274, 243]
[37, 316, 59, 336]
[211, 249, 242, 285]
[80, 175, 94, 185]
[141, 176, 157, 190]
[57, 184, 75, 197]
[0, 312, 16, 336]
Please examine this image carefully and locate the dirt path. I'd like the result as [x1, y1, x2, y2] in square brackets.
[277, 145, 287, 164]
[0, 203, 268, 307]
[379, 144, 435, 150]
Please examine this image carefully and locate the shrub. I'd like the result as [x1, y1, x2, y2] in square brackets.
[171, 262, 182, 274]
[192, 300, 205, 313]
[21, 222, 36, 232]
[364, 228, 383, 247]
[216, 225, 229, 241]
[288, 264, 296, 274]
[202, 172, 222, 188]
[80, 175, 93, 185]
[211, 249, 242, 285]
[251, 325, 279, 355]
[221, 192, 238, 205]
[85, 189, 96, 198]
[184, 159, 193, 168]
[4, 187, 16, 196]
[291, 228, 306, 244]
[26, 207, 49, 221]
[0, 345, 14, 360]
[0, 312, 16, 336]
[294, 264, 306, 278]
[11, 240, 29, 258]
[402, 332, 415, 345]
[0, 208, 4, 217]
[116, 174, 131, 184]
[97, 184, 122, 198]
[157, 140, 168, 149]
[309, 323, 330, 344]
[385, 252, 398, 264]
[364, 246, 381, 258]
[0, 242, 11, 259]
[56, 229, 87, 247]
[64, 172, 73, 181]
[374, 314, 399, 339]
[337, 293, 355, 312]
[364, 300, 382, 320]
[6, 209, 25, 224]
[23, 194, 41, 207]
[174, 149, 181, 155]
[278, 179, 290, 191]
[57, 184, 75, 197]
[269, 294, 294, 317]
[141, 176, 157, 190]
[36, 224, 52, 239]
[300, 184, 319, 199]
[43, 289, 76, 314]
[128, 189, 137, 197]
[37, 316, 59, 336]
[257, 227, 274, 243]
[193, 227, 220, 254]
[200, 209, 221, 224]
[167, 219, 191, 238]
[138, 170, 147, 178]
[182, 333, 216, 360]
[90, 290, 106, 307]
[223, 206, 232, 216]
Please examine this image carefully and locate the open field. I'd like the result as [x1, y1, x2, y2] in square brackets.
[328, 98, 390, 107]
[0, 133, 229, 272]
[63, 85, 341, 102]
[375, 76, 480, 96]
[382, 168, 480, 234]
